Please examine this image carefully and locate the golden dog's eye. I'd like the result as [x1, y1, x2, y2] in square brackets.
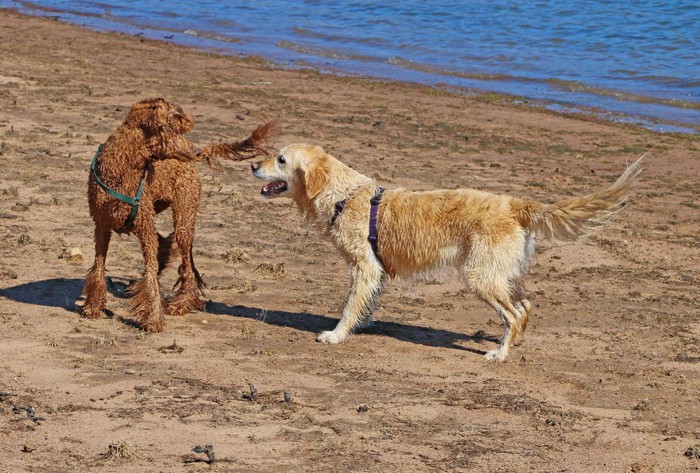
[277, 155, 286, 165]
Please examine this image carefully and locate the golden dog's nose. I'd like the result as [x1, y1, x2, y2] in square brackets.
[251, 161, 260, 172]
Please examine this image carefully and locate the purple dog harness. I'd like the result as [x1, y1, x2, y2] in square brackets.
[331, 187, 385, 263]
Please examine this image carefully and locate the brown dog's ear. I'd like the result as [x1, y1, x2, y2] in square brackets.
[303, 156, 330, 199]
[125, 98, 167, 135]
[167, 103, 194, 134]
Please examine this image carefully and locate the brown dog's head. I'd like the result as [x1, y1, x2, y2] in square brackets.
[124, 98, 194, 136]
[250, 144, 330, 200]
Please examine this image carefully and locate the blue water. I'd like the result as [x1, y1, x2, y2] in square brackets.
[3, 0, 699, 132]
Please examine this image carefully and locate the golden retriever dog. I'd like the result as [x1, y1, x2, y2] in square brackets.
[251, 144, 643, 361]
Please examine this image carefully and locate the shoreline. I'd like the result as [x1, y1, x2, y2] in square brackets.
[3, 4, 698, 134]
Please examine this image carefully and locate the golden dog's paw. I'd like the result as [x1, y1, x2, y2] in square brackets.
[512, 331, 526, 346]
[316, 330, 347, 344]
[484, 348, 508, 362]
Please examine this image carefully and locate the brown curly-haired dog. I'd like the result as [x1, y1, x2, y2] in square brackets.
[82, 97, 273, 332]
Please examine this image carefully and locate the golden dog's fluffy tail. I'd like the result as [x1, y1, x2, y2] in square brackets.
[529, 156, 644, 241]
[198, 120, 276, 166]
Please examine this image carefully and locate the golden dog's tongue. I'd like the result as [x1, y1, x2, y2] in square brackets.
[261, 180, 288, 196]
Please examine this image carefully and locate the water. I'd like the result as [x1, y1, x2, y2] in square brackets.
[3, 0, 699, 132]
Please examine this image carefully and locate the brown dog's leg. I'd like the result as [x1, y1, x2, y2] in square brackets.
[166, 204, 205, 316]
[129, 215, 166, 332]
[191, 249, 205, 291]
[82, 226, 111, 319]
[157, 232, 178, 275]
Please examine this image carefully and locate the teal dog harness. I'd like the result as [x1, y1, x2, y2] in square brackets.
[90, 144, 147, 233]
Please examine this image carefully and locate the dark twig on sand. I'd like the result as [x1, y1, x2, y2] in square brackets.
[283, 389, 293, 405]
[100, 441, 137, 461]
[685, 445, 700, 460]
[12, 405, 45, 424]
[246, 381, 258, 402]
[192, 444, 216, 464]
[158, 339, 184, 354]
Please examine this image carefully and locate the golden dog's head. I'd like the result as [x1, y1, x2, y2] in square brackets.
[251, 144, 330, 200]
[125, 98, 194, 136]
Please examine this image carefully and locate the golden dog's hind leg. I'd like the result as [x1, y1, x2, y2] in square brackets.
[82, 226, 111, 319]
[511, 281, 532, 345]
[464, 237, 527, 360]
[465, 266, 521, 361]
[512, 233, 536, 345]
[479, 290, 522, 362]
[317, 258, 384, 344]
[513, 299, 532, 345]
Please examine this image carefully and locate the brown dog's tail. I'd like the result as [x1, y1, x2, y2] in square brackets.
[523, 156, 644, 241]
[198, 120, 276, 166]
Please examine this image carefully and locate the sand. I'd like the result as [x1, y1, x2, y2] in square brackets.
[0, 9, 699, 473]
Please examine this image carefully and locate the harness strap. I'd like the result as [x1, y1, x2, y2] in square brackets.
[331, 200, 345, 225]
[90, 144, 147, 233]
[368, 188, 384, 260]
[331, 187, 385, 264]
[120, 177, 145, 233]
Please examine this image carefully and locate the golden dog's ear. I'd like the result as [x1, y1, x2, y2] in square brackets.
[303, 157, 330, 199]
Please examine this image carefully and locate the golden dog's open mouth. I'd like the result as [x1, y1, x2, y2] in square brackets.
[261, 180, 288, 196]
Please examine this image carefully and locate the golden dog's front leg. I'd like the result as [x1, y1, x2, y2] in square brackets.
[317, 258, 384, 344]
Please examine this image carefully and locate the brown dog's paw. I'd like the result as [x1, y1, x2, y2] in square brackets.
[135, 306, 165, 332]
[166, 293, 205, 316]
[81, 302, 105, 319]
[140, 317, 165, 333]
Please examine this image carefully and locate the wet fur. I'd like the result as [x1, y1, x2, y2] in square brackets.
[252, 144, 643, 361]
[82, 98, 272, 331]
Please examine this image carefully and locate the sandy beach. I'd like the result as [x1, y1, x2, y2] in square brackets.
[0, 9, 699, 472]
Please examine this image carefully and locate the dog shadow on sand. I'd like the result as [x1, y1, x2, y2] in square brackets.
[0, 278, 496, 355]
[206, 301, 495, 355]
[1, 277, 141, 317]
[0, 278, 84, 312]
